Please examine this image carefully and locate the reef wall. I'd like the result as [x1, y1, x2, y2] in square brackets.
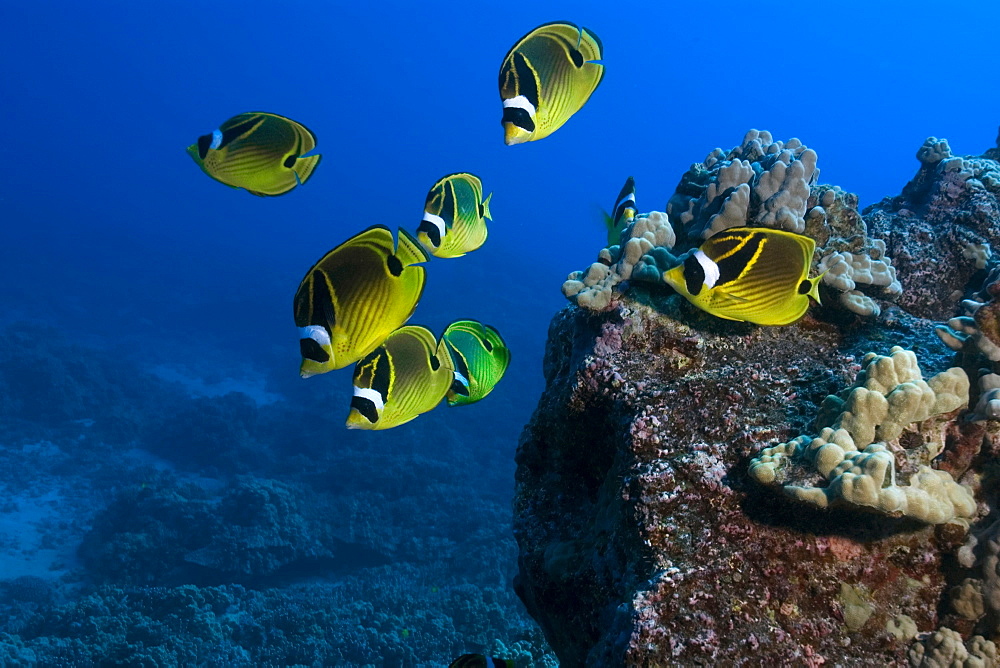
[514, 130, 1000, 665]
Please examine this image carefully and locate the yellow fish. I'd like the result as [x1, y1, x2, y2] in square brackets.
[442, 319, 511, 406]
[347, 325, 454, 430]
[603, 176, 636, 246]
[187, 111, 321, 196]
[499, 21, 604, 145]
[416, 173, 493, 258]
[293, 226, 428, 377]
[662, 227, 824, 326]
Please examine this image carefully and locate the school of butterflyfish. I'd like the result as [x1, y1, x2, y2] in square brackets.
[185, 21, 824, 437]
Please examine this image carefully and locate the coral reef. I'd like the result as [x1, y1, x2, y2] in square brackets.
[515, 298, 975, 665]
[0, 322, 185, 445]
[142, 392, 271, 474]
[0, 323, 554, 665]
[0, 573, 552, 666]
[865, 134, 1000, 320]
[667, 129, 819, 240]
[519, 128, 1000, 665]
[78, 476, 349, 586]
[749, 347, 974, 524]
[562, 212, 675, 310]
[563, 130, 904, 318]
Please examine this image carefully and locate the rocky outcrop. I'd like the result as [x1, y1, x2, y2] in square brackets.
[516, 128, 1000, 666]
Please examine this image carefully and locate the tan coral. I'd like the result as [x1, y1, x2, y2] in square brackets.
[749, 347, 974, 525]
[563, 212, 676, 311]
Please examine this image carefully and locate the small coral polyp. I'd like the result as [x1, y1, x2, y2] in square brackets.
[749, 346, 975, 525]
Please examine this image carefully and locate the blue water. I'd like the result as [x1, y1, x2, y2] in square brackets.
[2, 1, 1000, 665]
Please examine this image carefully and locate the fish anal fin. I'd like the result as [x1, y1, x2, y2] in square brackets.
[293, 154, 322, 185]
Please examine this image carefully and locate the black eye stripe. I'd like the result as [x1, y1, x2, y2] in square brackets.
[502, 107, 535, 133]
[350, 395, 379, 424]
[417, 220, 441, 247]
[299, 338, 329, 363]
[683, 254, 705, 296]
[197, 134, 212, 159]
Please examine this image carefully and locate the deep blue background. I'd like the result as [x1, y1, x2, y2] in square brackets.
[3, 1, 999, 457]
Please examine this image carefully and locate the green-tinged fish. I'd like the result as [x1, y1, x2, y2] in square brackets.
[442, 319, 511, 406]
[347, 325, 453, 430]
[499, 21, 604, 145]
[293, 226, 428, 377]
[662, 227, 824, 326]
[416, 173, 493, 258]
[603, 176, 636, 245]
[187, 111, 321, 196]
[449, 654, 515, 668]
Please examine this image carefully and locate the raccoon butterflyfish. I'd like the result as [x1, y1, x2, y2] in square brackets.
[186, 111, 321, 196]
[603, 176, 636, 246]
[498, 21, 604, 145]
[416, 173, 493, 258]
[661, 227, 824, 326]
[293, 226, 428, 378]
[449, 654, 515, 668]
[442, 319, 511, 406]
[347, 325, 454, 430]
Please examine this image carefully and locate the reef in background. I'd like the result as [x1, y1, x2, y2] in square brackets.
[0, 324, 554, 666]
[516, 129, 1000, 665]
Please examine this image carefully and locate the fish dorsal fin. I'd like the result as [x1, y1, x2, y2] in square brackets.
[395, 228, 430, 266]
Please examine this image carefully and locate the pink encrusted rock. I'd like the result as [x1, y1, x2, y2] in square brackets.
[514, 299, 980, 666]
[866, 137, 1000, 321]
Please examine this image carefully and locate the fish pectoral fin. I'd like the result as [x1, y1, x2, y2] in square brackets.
[293, 154, 322, 185]
[711, 289, 752, 307]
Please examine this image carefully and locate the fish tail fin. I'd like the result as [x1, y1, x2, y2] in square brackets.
[395, 228, 430, 265]
[481, 192, 493, 220]
[293, 154, 322, 185]
[603, 210, 619, 246]
[809, 272, 826, 305]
